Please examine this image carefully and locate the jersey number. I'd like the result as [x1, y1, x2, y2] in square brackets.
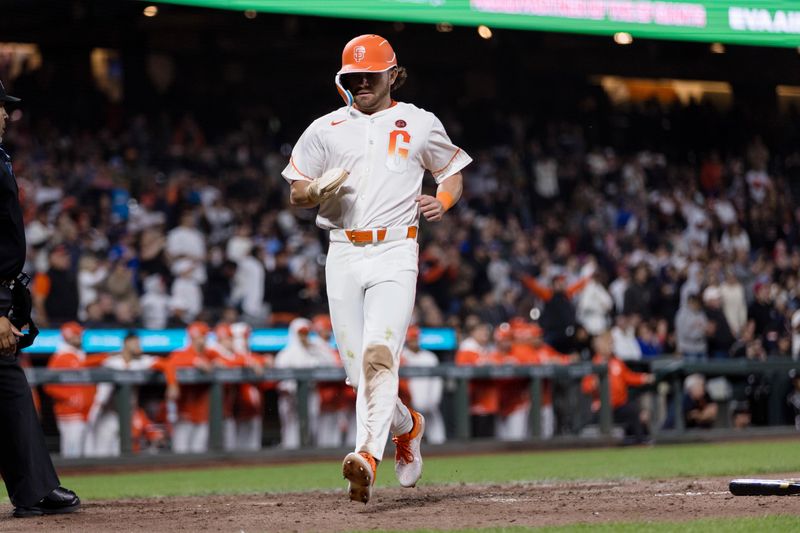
[386, 130, 411, 173]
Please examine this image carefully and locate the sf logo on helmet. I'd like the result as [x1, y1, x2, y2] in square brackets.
[354, 46, 366, 63]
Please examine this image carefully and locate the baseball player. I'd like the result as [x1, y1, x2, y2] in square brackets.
[87, 332, 178, 456]
[402, 326, 445, 444]
[167, 322, 217, 454]
[44, 322, 106, 457]
[283, 34, 470, 503]
[230, 322, 268, 451]
[312, 314, 357, 448]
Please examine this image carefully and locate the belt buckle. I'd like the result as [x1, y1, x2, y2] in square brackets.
[15, 272, 31, 289]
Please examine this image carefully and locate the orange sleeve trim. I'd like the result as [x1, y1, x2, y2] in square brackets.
[289, 157, 313, 181]
[431, 148, 461, 176]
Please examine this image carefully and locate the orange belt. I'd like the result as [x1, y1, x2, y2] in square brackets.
[344, 226, 417, 244]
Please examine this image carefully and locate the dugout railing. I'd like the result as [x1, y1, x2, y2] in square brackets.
[25, 359, 800, 455]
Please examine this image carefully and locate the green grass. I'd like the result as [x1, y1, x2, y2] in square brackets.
[374, 515, 800, 533]
[60, 440, 800, 500]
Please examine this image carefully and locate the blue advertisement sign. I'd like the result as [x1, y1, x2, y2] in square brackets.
[24, 328, 457, 354]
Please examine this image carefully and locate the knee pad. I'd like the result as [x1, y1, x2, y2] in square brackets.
[362, 344, 394, 381]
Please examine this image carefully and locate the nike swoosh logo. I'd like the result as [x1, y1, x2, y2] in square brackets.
[331, 119, 347, 126]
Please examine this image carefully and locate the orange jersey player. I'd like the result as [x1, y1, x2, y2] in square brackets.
[455, 324, 503, 424]
[167, 322, 218, 454]
[581, 331, 654, 444]
[44, 322, 107, 458]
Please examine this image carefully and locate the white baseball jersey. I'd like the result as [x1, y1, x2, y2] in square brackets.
[282, 102, 472, 230]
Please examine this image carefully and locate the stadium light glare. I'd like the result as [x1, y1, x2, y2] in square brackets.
[614, 32, 633, 45]
[244, 9, 257, 19]
[478, 25, 492, 39]
[436, 22, 454, 33]
[710, 42, 725, 54]
[143, 5, 158, 17]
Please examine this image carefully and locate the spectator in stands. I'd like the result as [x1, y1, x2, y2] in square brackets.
[581, 331, 654, 444]
[167, 322, 216, 454]
[703, 286, 736, 359]
[140, 274, 170, 329]
[623, 264, 653, 321]
[720, 268, 747, 337]
[169, 259, 203, 325]
[636, 321, 665, 359]
[683, 374, 718, 429]
[36, 245, 79, 326]
[748, 283, 783, 353]
[402, 325, 445, 444]
[675, 294, 708, 359]
[611, 313, 642, 361]
[576, 269, 614, 336]
[521, 266, 591, 353]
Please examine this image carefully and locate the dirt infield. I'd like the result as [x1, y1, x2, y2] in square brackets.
[2, 476, 798, 532]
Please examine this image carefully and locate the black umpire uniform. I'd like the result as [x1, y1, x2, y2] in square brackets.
[0, 80, 80, 517]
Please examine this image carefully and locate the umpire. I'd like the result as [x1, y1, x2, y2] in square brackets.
[0, 80, 80, 517]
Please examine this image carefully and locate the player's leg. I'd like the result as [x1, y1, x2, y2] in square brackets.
[223, 418, 236, 451]
[504, 406, 530, 441]
[327, 242, 377, 501]
[57, 419, 84, 458]
[541, 405, 555, 439]
[92, 411, 120, 457]
[361, 239, 422, 488]
[277, 392, 300, 449]
[325, 242, 366, 389]
[172, 421, 191, 453]
[424, 408, 447, 444]
[191, 422, 209, 453]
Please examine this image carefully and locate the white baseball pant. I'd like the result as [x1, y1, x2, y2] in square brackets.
[326, 238, 418, 460]
[90, 411, 121, 457]
[172, 421, 208, 453]
[56, 418, 88, 458]
[495, 405, 531, 441]
[235, 418, 262, 451]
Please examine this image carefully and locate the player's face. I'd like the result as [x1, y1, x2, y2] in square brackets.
[345, 70, 395, 113]
[0, 104, 7, 142]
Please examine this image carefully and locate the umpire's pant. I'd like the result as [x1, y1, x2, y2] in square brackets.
[0, 355, 59, 506]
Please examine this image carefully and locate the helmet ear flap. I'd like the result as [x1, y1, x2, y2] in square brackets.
[335, 74, 354, 107]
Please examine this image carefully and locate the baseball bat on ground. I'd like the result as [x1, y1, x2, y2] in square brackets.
[729, 479, 800, 496]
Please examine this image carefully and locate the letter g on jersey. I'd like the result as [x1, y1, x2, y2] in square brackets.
[387, 130, 411, 172]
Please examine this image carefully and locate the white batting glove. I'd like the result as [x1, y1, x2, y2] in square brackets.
[307, 167, 349, 203]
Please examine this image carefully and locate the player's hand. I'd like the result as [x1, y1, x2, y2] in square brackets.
[416, 195, 445, 222]
[166, 383, 180, 401]
[645, 373, 656, 385]
[0, 316, 23, 356]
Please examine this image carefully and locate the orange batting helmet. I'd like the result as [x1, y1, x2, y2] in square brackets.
[335, 34, 397, 106]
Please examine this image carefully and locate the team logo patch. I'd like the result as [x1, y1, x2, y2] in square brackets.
[354, 46, 366, 63]
[395, 119, 407, 128]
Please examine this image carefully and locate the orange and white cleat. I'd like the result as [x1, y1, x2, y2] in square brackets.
[393, 409, 425, 488]
[342, 451, 377, 504]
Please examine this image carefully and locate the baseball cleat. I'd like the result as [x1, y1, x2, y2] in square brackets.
[393, 409, 425, 488]
[342, 451, 377, 504]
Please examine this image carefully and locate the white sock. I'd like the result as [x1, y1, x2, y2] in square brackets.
[391, 399, 413, 436]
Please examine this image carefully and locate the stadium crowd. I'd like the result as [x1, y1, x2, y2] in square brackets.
[8, 93, 800, 452]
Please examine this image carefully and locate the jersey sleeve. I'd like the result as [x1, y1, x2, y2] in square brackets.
[282, 122, 326, 183]
[421, 115, 472, 184]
